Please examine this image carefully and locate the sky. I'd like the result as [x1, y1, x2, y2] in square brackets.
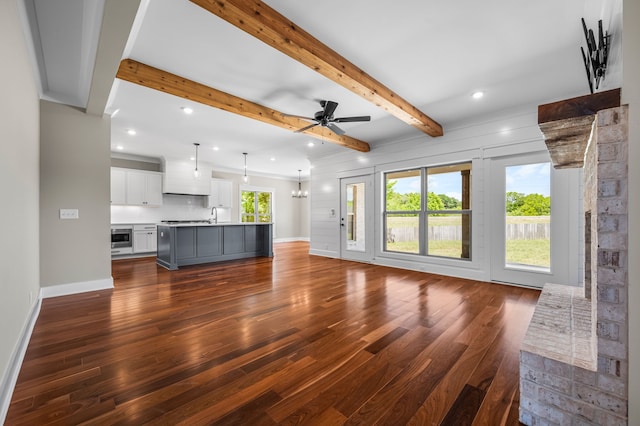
[391, 162, 551, 200]
[505, 162, 550, 196]
[392, 173, 462, 201]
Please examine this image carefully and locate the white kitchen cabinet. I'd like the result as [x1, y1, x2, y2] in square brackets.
[110, 168, 163, 206]
[125, 170, 163, 206]
[207, 179, 233, 208]
[110, 169, 127, 205]
[133, 224, 157, 253]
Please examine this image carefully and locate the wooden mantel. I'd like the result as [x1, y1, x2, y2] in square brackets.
[538, 88, 620, 168]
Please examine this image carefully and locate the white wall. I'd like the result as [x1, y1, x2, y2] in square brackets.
[40, 100, 112, 288]
[310, 107, 581, 285]
[0, 0, 41, 417]
[623, 0, 639, 421]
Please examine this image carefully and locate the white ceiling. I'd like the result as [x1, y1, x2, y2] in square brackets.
[24, 0, 596, 179]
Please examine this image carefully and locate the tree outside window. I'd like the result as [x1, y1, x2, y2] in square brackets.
[384, 162, 472, 260]
[242, 190, 272, 223]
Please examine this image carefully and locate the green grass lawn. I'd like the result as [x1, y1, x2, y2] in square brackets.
[505, 239, 550, 267]
[386, 215, 551, 266]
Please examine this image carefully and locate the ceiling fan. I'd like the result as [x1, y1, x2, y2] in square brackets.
[284, 100, 371, 135]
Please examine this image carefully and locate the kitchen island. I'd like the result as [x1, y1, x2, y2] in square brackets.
[156, 222, 273, 270]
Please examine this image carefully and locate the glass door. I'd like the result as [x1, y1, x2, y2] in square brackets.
[489, 152, 574, 287]
[340, 175, 373, 262]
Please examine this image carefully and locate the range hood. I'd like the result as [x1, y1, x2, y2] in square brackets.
[162, 159, 211, 196]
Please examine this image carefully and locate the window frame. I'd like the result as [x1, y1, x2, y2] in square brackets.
[383, 162, 472, 261]
[239, 185, 274, 224]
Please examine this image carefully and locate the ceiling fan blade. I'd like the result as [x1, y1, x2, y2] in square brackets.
[294, 122, 319, 133]
[282, 113, 315, 121]
[327, 123, 346, 135]
[333, 115, 371, 123]
[322, 100, 338, 118]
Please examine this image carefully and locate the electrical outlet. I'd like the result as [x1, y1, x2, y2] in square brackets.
[59, 209, 79, 219]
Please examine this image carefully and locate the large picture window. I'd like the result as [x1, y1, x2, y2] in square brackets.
[384, 163, 472, 260]
[241, 190, 272, 223]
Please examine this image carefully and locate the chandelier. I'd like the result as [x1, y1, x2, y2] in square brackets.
[292, 169, 308, 198]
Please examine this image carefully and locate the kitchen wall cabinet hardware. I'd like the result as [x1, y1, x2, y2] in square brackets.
[207, 178, 232, 208]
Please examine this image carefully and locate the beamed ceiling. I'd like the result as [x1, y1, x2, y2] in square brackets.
[23, 0, 598, 179]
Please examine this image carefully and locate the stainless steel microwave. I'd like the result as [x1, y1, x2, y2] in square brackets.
[111, 225, 133, 254]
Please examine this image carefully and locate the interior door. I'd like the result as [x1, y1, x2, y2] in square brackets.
[340, 175, 374, 262]
[489, 152, 573, 288]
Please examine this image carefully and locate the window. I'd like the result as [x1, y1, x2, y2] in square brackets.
[241, 190, 272, 223]
[384, 163, 472, 260]
[385, 170, 421, 254]
[426, 164, 471, 260]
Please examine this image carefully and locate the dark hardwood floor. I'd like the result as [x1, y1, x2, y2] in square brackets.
[6, 242, 539, 425]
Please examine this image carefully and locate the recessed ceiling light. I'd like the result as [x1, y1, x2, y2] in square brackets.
[270, 157, 276, 161]
[472, 91, 484, 100]
[212, 146, 219, 151]
[308, 142, 315, 147]
[127, 129, 136, 135]
[190, 156, 195, 161]
[181, 106, 193, 114]
[116, 145, 124, 150]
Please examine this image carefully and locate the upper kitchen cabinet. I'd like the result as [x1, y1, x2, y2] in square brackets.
[111, 168, 163, 206]
[111, 168, 127, 205]
[207, 178, 233, 208]
[127, 171, 163, 206]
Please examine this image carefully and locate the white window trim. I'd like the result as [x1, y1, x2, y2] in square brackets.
[239, 184, 276, 236]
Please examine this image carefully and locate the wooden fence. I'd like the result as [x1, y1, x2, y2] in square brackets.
[387, 222, 550, 242]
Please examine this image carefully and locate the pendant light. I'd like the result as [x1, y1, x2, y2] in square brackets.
[193, 142, 200, 178]
[292, 169, 308, 198]
[242, 152, 249, 183]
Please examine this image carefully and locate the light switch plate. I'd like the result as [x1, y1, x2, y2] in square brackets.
[60, 209, 79, 219]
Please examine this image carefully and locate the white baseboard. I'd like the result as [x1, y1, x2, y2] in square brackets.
[40, 277, 114, 299]
[308, 248, 338, 258]
[0, 296, 41, 424]
[274, 237, 310, 243]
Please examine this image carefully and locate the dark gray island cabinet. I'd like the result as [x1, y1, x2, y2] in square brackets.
[156, 223, 273, 270]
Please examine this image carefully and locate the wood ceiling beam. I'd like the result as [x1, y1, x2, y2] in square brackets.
[116, 59, 370, 152]
[189, 0, 443, 138]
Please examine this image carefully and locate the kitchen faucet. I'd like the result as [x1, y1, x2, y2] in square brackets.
[210, 206, 218, 224]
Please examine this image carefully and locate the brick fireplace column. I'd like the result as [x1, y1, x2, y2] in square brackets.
[519, 91, 628, 425]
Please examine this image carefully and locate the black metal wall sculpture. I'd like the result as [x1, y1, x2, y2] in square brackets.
[581, 18, 610, 94]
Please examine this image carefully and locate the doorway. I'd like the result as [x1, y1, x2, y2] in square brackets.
[340, 175, 373, 262]
[489, 152, 573, 287]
